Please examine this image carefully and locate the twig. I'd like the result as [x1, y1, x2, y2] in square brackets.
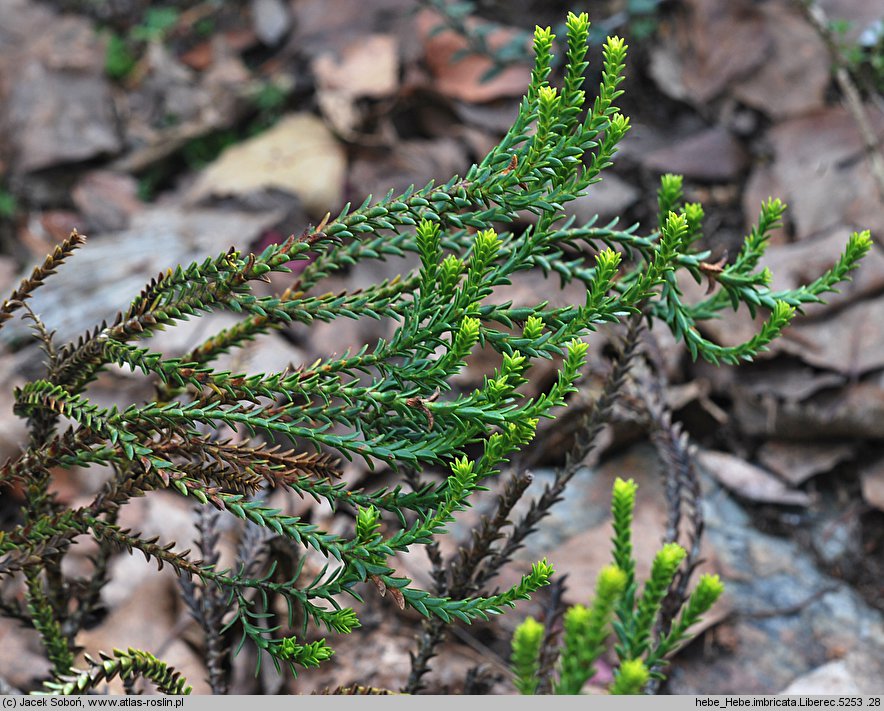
[740, 585, 838, 620]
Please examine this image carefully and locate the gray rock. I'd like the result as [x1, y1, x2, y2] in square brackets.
[667, 483, 884, 694]
[7, 61, 121, 173]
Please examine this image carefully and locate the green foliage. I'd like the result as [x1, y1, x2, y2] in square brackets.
[180, 129, 240, 170]
[555, 565, 626, 694]
[623, 0, 665, 41]
[0, 187, 17, 219]
[0, 10, 869, 694]
[102, 7, 180, 82]
[510, 479, 726, 695]
[511, 616, 545, 695]
[250, 81, 290, 126]
[130, 7, 181, 43]
[100, 5, 205, 84]
[104, 32, 138, 80]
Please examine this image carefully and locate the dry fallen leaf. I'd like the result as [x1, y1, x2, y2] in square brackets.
[648, 0, 770, 105]
[767, 105, 884, 240]
[186, 113, 346, 215]
[416, 9, 531, 103]
[757, 441, 854, 486]
[641, 127, 748, 182]
[730, 1, 829, 119]
[697, 449, 813, 506]
[733, 381, 884, 441]
[784, 295, 884, 376]
[313, 34, 399, 99]
[313, 34, 399, 138]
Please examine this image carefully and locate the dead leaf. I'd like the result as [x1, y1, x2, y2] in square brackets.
[731, 2, 829, 119]
[72, 170, 143, 233]
[733, 380, 884, 440]
[783, 294, 884, 375]
[370, 574, 387, 597]
[768, 105, 884, 240]
[762, 229, 884, 316]
[370, 574, 405, 610]
[648, 0, 770, 105]
[313, 35, 400, 138]
[348, 138, 469, 199]
[416, 10, 532, 103]
[7, 61, 121, 173]
[734, 365, 845, 403]
[38, 210, 84, 243]
[697, 449, 813, 506]
[388, 586, 405, 611]
[33, 13, 104, 72]
[290, 0, 411, 55]
[77, 568, 211, 694]
[186, 113, 346, 215]
[313, 35, 399, 99]
[571, 173, 640, 223]
[757, 441, 854, 486]
[179, 41, 215, 71]
[0, 618, 51, 689]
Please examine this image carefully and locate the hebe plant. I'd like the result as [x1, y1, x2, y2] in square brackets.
[510, 478, 725, 695]
[0, 11, 870, 694]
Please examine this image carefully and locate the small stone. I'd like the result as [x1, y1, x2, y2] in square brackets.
[779, 660, 860, 695]
[859, 458, 884, 511]
[251, 0, 291, 46]
[0, 619, 51, 689]
[786, 295, 884, 375]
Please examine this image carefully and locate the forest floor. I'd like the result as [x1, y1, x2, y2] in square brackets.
[0, 0, 883, 696]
